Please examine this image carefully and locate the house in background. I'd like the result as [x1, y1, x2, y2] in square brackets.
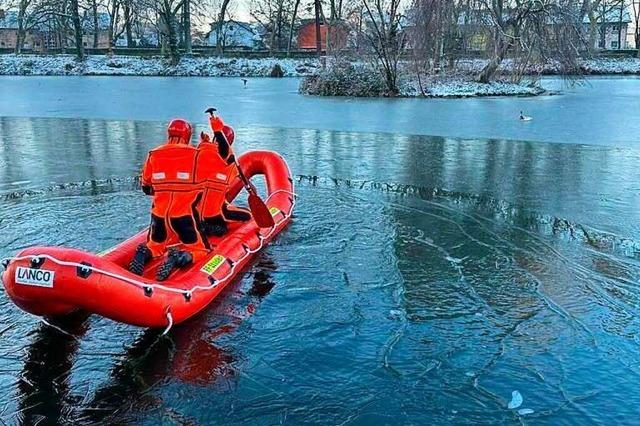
[296, 19, 349, 52]
[207, 20, 263, 50]
[0, 9, 47, 52]
[81, 11, 111, 48]
[585, 4, 631, 49]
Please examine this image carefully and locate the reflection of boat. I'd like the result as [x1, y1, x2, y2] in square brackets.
[1, 151, 294, 328]
[16, 259, 278, 424]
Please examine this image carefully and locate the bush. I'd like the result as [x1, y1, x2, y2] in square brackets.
[270, 63, 284, 77]
[299, 61, 387, 97]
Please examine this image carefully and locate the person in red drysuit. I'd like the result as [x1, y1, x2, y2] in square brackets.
[129, 119, 210, 281]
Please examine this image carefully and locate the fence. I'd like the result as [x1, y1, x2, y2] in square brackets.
[1, 46, 638, 59]
[0, 46, 322, 58]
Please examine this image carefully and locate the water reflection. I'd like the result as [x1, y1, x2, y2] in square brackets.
[14, 256, 279, 424]
[17, 312, 89, 426]
[3, 116, 640, 239]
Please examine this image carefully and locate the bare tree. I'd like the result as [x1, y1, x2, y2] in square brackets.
[4, 0, 55, 53]
[633, 0, 640, 56]
[360, 0, 403, 94]
[215, 0, 232, 54]
[251, 0, 293, 52]
[286, 0, 301, 54]
[69, 0, 84, 58]
[183, 0, 191, 52]
[476, 0, 585, 83]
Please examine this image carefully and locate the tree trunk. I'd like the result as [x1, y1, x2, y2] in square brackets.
[124, 1, 134, 47]
[69, 0, 85, 60]
[215, 0, 231, 56]
[183, 0, 192, 53]
[617, 4, 623, 49]
[314, 0, 322, 56]
[92, 0, 99, 48]
[477, 34, 509, 83]
[588, 12, 598, 51]
[271, 0, 284, 52]
[287, 0, 301, 55]
[15, 0, 26, 54]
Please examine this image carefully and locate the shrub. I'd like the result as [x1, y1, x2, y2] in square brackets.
[270, 63, 284, 77]
[299, 61, 387, 97]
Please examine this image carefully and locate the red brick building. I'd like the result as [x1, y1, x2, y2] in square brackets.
[296, 20, 349, 51]
[0, 9, 111, 52]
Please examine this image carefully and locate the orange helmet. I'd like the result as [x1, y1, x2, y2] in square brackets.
[167, 119, 192, 144]
[222, 125, 234, 145]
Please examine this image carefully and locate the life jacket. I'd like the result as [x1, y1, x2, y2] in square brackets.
[142, 142, 199, 192]
[195, 140, 238, 219]
[141, 141, 203, 220]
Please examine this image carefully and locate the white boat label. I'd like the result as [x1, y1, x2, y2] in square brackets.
[15, 267, 55, 288]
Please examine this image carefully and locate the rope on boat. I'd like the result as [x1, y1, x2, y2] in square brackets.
[162, 311, 174, 336]
[1, 189, 297, 299]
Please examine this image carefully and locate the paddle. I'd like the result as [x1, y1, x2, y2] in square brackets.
[205, 108, 275, 229]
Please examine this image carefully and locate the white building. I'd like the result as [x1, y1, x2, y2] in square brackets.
[207, 20, 263, 50]
[584, 4, 632, 50]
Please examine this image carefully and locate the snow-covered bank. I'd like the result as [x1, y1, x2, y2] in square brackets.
[0, 54, 320, 77]
[3, 54, 640, 79]
[454, 57, 640, 76]
[300, 62, 545, 98]
[403, 78, 545, 98]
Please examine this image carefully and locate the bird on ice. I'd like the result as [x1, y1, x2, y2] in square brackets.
[519, 111, 532, 121]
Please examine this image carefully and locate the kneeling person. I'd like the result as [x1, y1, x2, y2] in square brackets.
[196, 116, 251, 237]
[129, 119, 210, 281]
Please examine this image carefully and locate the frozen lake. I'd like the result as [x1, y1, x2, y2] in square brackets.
[1, 75, 640, 146]
[1, 76, 640, 424]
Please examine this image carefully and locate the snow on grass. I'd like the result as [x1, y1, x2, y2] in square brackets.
[403, 77, 545, 98]
[0, 54, 320, 77]
[454, 57, 640, 75]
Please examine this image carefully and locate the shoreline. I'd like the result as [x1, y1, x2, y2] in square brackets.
[2, 54, 640, 99]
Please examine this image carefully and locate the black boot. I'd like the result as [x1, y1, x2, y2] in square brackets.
[129, 244, 152, 276]
[156, 248, 193, 281]
[202, 216, 228, 237]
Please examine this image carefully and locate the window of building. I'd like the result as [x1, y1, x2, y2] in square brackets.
[0, 42, 5, 47]
[611, 41, 619, 49]
[611, 25, 618, 31]
[598, 40, 605, 48]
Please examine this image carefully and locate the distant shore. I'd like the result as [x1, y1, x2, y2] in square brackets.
[2, 54, 639, 99]
[0, 54, 320, 77]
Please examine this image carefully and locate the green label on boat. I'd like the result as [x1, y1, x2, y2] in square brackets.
[201, 254, 226, 275]
[269, 207, 280, 217]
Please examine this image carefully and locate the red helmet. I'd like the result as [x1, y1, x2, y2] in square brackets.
[222, 125, 235, 145]
[167, 119, 192, 144]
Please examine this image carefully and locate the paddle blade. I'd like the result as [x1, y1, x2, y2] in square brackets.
[248, 191, 275, 228]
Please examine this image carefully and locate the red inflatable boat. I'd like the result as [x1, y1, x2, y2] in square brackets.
[1, 151, 294, 329]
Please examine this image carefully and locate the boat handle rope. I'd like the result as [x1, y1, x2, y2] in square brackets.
[162, 311, 174, 336]
[1, 189, 297, 300]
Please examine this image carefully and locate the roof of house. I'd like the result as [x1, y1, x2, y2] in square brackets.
[209, 19, 254, 33]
